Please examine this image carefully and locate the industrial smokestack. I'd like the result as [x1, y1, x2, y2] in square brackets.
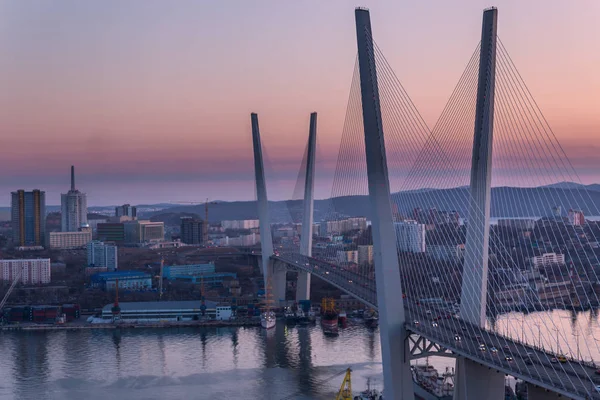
[71, 165, 75, 191]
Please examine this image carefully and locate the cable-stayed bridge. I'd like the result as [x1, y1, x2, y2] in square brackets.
[249, 7, 600, 400]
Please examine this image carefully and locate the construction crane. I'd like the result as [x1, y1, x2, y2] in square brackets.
[171, 198, 217, 243]
[0, 266, 25, 314]
[335, 368, 353, 400]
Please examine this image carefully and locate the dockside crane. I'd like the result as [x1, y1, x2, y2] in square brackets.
[0, 266, 25, 315]
[335, 368, 353, 400]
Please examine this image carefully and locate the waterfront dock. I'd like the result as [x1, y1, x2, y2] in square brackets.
[1, 319, 260, 332]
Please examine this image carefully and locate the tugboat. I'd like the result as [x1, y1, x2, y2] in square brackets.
[295, 308, 308, 325]
[355, 378, 383, 400]
[260, 279, 276, 330]
[306, 308, 316, 324]
[365, 309, 379, 329]
[320, 298, 338, 336]
[284, 307, 296, 325]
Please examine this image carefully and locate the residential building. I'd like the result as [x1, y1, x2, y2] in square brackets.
[115, 204, 137, 219]
[568, 209, 585, 226]
[123, 220, 165, 244]
[11, 189, 46, 247]
[1, 258, 51, 284]
[497, 219, 536, 231]
[47, 228, 92, 249]
[87, 240, 118, 271]
[90, 271, 151, 290]
[427, 244, 465, 261]
[61, 166, 88, 232]
[321, 217, 367, 235]
[357, 245, 373, 265]
[221, 219, 260, 230]
[530, 253, 565, 268]
[394, 220, 426, 253]
[336, 250, 358, 264]
[213, 233, 260, 247]
[180, 217, 205, 245]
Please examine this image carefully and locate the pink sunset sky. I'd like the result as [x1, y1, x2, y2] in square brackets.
[0, 0, 598, 206]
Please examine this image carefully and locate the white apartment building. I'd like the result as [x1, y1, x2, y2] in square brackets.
[87, 240, 118, 271]
[530, 253, 565, 268]
[394, 220, 426, 253]
[1, 259, 51, 284]
[221, 219, 260, 230]
[47, 230, 92, 249]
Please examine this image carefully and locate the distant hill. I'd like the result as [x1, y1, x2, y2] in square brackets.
[147, 184, 600, 223]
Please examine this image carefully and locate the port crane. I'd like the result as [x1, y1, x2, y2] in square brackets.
[171, 198, 217, 243]
[335, 368, 353, 400]
[0, 266, 25, 315]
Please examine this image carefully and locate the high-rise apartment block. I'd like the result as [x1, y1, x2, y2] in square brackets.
[11, 189, 46, 247]
[61, 166, 88, 232]
[115, 204, 137, 219]
[1, 258, 51, 284]
[568, 209, 585, 226]
[394, 220, 426, 253]
[180, 217, 205, 245]
[87, 240, 118, 271]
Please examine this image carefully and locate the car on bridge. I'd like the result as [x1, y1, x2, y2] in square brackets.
[557, 355, 567, 363]
[431, 322, 438, 328]
[490, 347, 498, 354]
[478, 344, 486, 351]
[454, 334, 461, 341]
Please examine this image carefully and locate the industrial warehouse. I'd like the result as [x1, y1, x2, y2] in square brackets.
[96, 300, 225, 322]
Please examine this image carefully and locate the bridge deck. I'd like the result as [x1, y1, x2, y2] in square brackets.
[273, 253, 600, 399]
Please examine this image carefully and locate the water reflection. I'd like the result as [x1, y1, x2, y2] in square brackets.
[493, 309, 600, 362]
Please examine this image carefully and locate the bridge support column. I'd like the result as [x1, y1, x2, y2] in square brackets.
[355, 8, 413, 400]
[454, 357, 504, 400]
[251, 113, 274, 287]
[271, 260, 287, 306]
[296, 112, 317, 302]
[459, 7, 498, 327]
[526, 384, 563, 400]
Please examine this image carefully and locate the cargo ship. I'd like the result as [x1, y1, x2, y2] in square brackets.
[411, 363, 454, 399]
[320, 298, 338, 335]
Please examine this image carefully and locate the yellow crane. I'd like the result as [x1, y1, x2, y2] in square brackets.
[335, 368, 352, 400]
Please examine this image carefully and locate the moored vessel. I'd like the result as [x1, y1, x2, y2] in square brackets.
[320, 298, 338, 334]
[260, 278, 276, 330]
[364, 309, 378, 329]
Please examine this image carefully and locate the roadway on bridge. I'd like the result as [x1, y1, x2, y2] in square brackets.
[274, 253, 600, 399]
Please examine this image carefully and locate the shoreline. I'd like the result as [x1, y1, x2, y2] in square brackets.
[1, 319, 261, 332]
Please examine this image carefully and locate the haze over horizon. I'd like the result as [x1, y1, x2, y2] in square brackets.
[1, 0, 598, 206]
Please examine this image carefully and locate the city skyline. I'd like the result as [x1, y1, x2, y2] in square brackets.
[0, 0, 598, 206]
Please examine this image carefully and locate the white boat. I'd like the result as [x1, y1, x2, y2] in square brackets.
[261, 310, 276, 329]
[261, 277, 276, 330]
[356, 378, 383, 400]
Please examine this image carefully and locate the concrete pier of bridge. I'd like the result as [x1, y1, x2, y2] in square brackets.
[296, 112, 317, 302]
[455, 7, 505, 400]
